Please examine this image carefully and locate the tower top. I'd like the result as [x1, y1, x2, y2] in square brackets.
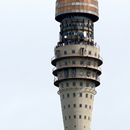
[55, 0, 99, 22]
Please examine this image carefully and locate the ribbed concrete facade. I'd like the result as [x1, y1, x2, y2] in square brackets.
[52, 0, 102, 130]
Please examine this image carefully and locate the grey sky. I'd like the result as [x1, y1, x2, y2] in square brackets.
[0, 0, 130, 130]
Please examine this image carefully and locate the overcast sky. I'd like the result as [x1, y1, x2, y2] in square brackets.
[0, 0, 130, 130]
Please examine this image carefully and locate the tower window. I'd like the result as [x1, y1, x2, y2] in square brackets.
[86, 82, 89, 87]
[86, 71, 91, 77]
[80, 61, 84, 65]
[84, 115, 87, 119]
[65, 61, 67, 65]
[68, 104, 70, 108]
[64, 70, 69, 78]
[72, 60, 76, 64]
[86, 94, 88, 98]
[87, 61, 91, 66]
[74, 115, 76, 119]
[73, 93, 76, 97]
[64, 51, 67, 55]
[79, 104, 82, 108]
[94, 62, 96, 67]
[89, 105, 92, 109]
[88, 51, 91, 55]
[90, 95, 93, 99]
[67, 93, 70, 98]
[66, 82, 69, 87]
[72, 50, 75, 54]
[80, 48, 84, 55]
[80, 93, 82, 97]
[69, 115, 71, 119]
[79, 115, 82, 119]
[64, 105, 66, 109]
[73, 82, 76, 86]
[80, 82, 83, 86]
[55, 50, 60, 57]
[85, 104, 87, 108]
[73, 104, 76, 108]
[72, 68, 76, 77]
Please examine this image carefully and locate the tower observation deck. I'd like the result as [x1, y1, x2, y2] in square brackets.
[51, 0, 103, 130]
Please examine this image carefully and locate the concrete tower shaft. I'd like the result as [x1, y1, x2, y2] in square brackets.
[52, 0, 102, 130]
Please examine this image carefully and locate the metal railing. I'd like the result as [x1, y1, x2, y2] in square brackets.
[54, 75, 100, 83]
[51, 54, 103, 62]
[52, 65, 102, 72]
[55, 41, 100, 49]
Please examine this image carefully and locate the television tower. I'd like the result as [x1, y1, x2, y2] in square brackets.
[51, 0, 103, 130]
